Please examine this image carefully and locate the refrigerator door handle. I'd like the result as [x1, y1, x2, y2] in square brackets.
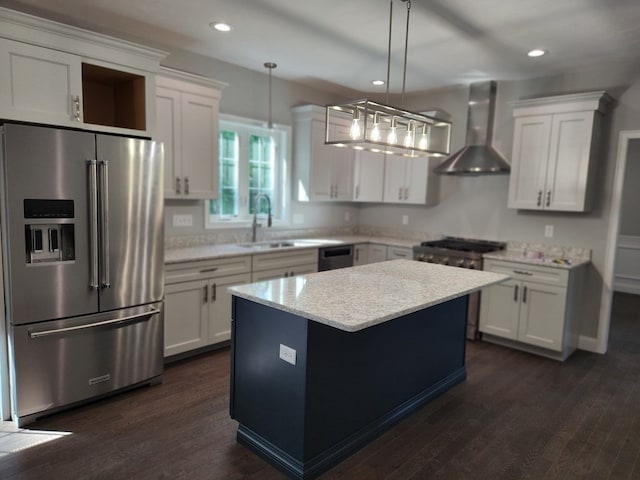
[99, 160, 111, 288]
[88, 160, 100, 289]
[28, 307, 161, 339]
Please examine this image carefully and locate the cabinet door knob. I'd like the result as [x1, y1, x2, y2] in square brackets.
[514, 285, 519, 302]
[175, 177, 181, 195]
[537, 190, 542, 207]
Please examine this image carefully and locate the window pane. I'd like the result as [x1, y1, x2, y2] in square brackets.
[217, 130, 239, 216]
[248, 134, 275, 215]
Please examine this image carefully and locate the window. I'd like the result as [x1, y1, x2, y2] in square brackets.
[207, 116, 290, 227]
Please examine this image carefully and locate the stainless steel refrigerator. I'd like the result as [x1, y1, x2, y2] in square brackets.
[0, 123, 164, 426]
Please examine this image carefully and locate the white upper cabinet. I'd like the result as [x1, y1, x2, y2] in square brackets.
[352, 149, 385, 202]
[293, 105, 353, 202]
[155, 68, 225, 199]
[383, 155, 439, 205]
[0, 8, 166, 136]
[508, 91, 610, 212]
[0, 38, 83, 125]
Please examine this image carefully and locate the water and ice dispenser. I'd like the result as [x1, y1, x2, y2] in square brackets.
[24, 199, 75, 264]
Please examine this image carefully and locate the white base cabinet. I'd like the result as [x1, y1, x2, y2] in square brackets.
[164, 256, 251, 357]
[386, 246, 413, 260]
[508, 91, 610, 212]
[251, 249, 318, 282]
[479, 259, 586, 361]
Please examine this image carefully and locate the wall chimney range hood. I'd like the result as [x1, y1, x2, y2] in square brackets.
[433, 81, 510, 175]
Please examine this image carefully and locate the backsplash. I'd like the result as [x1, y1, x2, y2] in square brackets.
[165, 225, 592, 261]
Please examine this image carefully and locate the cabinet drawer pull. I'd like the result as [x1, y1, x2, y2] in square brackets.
[199, 267, 219, 274]
[523, 286, 528, 303]
[537, 190, 542, 207]
[185, 177, 190, 195]
[546, 190, 551, 207]
[211, 283, 216, 301]
[175, 177, 181, 195]
[514, 285, 519, 302]
[513, 270, 533, 276]
[203, 285, 208, 303]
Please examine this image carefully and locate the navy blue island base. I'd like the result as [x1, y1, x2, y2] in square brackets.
[230, 294, 468, 479]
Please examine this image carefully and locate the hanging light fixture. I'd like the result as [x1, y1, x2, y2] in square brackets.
[264, 62, 277, 129]
[325, 0, 452, 158]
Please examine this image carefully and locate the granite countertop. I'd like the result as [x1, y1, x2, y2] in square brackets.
[164, 235, 417, 264]
[483, 250, 590, 270]
[228, 259, 509, 332]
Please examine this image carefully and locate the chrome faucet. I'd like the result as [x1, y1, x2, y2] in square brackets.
[251, 193, 272, 242]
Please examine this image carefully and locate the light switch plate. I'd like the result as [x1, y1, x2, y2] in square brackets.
[279, 344, 297, 366]
[173, 214, 193, 227]
[544, 225, 554, 238]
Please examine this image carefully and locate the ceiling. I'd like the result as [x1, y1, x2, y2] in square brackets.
[2, 0, 640, 94]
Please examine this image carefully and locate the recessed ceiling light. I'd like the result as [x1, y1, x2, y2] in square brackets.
[527, 48, 547, 57]
[371, 80, 385, 86]
[210, 22, 232, 32]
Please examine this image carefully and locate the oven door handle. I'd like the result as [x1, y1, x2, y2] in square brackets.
[29, 308, 160, 339]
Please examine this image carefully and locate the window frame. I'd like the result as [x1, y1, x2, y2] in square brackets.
[205, 114, 291, 229]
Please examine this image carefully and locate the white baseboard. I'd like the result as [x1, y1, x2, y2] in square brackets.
[578, 335, 601, 353]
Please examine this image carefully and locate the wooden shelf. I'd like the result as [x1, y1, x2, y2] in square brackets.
[82, 63, 146, 131]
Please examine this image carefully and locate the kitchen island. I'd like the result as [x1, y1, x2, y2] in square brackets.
[229, 259, 508, 479]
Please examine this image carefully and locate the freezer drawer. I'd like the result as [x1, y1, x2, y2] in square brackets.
[10, 304, 163, 425]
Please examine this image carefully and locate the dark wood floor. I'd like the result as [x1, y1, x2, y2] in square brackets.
[1, 293, 639, 479]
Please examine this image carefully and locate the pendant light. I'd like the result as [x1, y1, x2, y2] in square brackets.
[325, 0, 452, 158]
[264, 62, 276, 129]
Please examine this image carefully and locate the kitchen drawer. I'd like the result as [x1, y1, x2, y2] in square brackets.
[251, 263, 318, 282]
[252, 249, 318, 272]
[386, 246, 413, 260]
[483, 259, 569, 286]
[166, 255, 251, 284]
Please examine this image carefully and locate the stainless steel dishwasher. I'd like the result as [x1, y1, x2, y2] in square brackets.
[318, 244, 354, 271]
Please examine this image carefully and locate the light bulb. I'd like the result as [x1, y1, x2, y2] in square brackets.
[387, 117, 398, 144]
[418, 125, 429, 150]
[403, 121, 415, 148]
[349, 109, 361, 140]
[370, 112, 381, 141]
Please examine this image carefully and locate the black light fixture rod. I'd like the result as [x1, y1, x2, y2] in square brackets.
[385, 0, 393, 104]
[264, 62, 277, 129]
[401, 0, 411, 107]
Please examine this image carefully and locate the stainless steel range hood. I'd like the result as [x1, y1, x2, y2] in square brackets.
[433, 81, 510, 175]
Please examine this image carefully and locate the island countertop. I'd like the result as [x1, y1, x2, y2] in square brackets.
[229, 259, 509, 332]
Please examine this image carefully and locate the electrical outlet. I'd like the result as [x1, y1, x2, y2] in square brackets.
[402, 215, 409, 225]
[279, 344, 297, 366]
[544, 225, 554, 238]
[345, 211, 350, 222]
[172, 214, 193, 227]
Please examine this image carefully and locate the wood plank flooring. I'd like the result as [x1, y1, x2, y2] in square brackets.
[1, 292, 639, 479]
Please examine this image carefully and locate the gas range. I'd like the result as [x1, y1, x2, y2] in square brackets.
[413, 236, 506, 269]
[412, 237, 506, 341]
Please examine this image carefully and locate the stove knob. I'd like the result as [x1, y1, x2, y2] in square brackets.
[426, 255, 435, 263]
[417, 254, 425, 261]
[440, 257, 449, 265]
[456, 259, 466, 267]
[468, 261, 477, 270]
